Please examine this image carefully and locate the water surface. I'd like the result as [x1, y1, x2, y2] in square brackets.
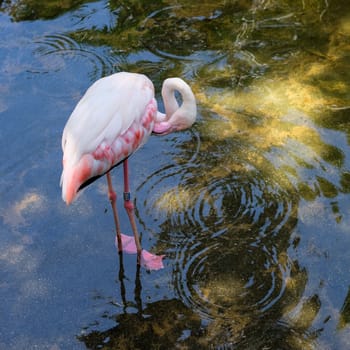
[1, 1, 350, 349]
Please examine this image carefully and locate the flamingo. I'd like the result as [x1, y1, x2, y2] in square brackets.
[60, 72, 197, 270]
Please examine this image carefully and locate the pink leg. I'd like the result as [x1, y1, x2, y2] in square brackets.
[123, 159, 142, 262]
[106, 172, 122, 252]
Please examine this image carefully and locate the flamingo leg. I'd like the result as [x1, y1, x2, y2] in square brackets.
[123, 159, 142, 263]
[106, 172, 122, 252]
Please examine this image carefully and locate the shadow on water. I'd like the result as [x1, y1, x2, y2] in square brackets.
[1, 0, 350, 349]
[78, 254, 202, 349]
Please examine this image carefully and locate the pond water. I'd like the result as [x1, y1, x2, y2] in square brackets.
[1, 0, 350, 349]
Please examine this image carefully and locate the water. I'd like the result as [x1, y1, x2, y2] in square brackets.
[1, 0, 350, 349]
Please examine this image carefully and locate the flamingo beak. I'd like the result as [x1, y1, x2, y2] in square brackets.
[152, 121, 174, 135]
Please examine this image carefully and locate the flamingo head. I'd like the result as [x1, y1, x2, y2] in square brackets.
[153, 78, 197, 135]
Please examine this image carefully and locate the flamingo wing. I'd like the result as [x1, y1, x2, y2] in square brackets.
[61, 72, 155, 204]
[62, 72, 154, 167]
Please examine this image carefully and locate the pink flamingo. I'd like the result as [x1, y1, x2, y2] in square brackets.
[60, 72, 196, 270]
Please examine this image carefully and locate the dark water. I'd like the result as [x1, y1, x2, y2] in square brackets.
[1, 1, 350, 349]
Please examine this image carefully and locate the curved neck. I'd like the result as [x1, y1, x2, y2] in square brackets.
[153, 77, 196, 134]
[161, 78, 196, 120]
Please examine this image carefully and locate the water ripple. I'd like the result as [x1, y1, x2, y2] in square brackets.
[33, 33, 121, 78]
[138, 133, 298, 325]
